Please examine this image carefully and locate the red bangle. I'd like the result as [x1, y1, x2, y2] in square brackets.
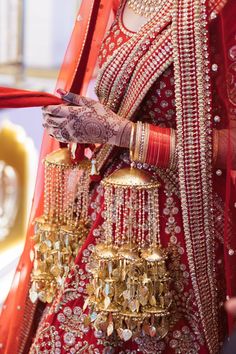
[131, 123, 176, 168]
[146, 125, 172, 168]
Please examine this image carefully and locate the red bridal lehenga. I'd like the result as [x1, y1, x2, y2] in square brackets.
[1, 0, 236, 353]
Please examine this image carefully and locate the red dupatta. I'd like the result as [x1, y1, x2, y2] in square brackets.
[216, 0, 236, 330]
[0, 2, 114, 353]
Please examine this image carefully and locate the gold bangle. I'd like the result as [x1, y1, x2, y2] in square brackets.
[134, 121, 142, 161]
[129, 123, 136, 161]
[138, 123, 146, 161]
[133, 122, 150, 163]
[169, 129, 177, 170]
[142, 123, 150, 163]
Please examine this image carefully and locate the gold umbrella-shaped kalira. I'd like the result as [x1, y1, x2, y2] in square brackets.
[141, 245, 164, 263]
[118, 243, 139, 261]
[29, 148, 91, 304]
[94, 243, 118, 260]
[86, 166, 174, 341]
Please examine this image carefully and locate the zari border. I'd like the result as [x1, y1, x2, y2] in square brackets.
[172, 0, 218, 352]
[119, 28, 173, 117]
[95, 0, 173, 108]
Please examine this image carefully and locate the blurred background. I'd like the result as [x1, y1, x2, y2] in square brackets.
[0, 0, 81, 305]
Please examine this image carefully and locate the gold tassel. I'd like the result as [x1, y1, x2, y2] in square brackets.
[29, 148, 90, 304]
[85, 166, 172, 341]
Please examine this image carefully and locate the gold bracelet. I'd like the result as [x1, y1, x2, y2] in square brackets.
[142, 123, 150, 163]
[138, 123, 146, 161]
[134, 121, 142, 161]
[133, 122, 150, 163]
[169, 129, 177, 170]
[129, 123, 136, 161]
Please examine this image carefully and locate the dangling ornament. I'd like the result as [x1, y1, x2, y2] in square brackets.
[85, 166, 173, 341]
[29, 148, 91, 303]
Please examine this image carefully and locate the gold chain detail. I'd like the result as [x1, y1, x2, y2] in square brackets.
[127, 0, 163, 18]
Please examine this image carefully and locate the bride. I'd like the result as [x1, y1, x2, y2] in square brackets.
[1, 0, 236, 353]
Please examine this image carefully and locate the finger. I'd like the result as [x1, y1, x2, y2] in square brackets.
[42, 113, 67, 126]
[42, 104, 72, 117]
[42, 105, 63, 116]
[42, 112, 67, 122]
[57, 89, 88, 106]
[46, 127, 69, 144]
[43, 117, 67, 129]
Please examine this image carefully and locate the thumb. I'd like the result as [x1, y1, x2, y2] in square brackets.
[57, 89, 85, 106]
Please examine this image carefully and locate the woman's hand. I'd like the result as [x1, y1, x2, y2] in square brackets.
[42, 91, 132, 148]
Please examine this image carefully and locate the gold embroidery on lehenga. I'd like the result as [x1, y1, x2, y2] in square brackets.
[172, 0, 219, 351]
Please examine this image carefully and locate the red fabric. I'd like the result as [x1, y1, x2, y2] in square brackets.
[0, 2, 114, 354]
[56, 0, 113, 163]
[112, 0, 120, 13]
[215, 0, 236, 332]
[0, 87, 62, 108]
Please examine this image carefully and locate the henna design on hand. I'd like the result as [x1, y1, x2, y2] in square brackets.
[42, 95, 132, 147]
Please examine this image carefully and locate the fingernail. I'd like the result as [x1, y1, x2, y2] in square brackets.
[57, 88, 67, 96]
[60, 92, 74, 103]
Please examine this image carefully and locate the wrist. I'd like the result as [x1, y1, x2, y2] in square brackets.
[113, 120, 133, 148]
[130, 122, 177, 169]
